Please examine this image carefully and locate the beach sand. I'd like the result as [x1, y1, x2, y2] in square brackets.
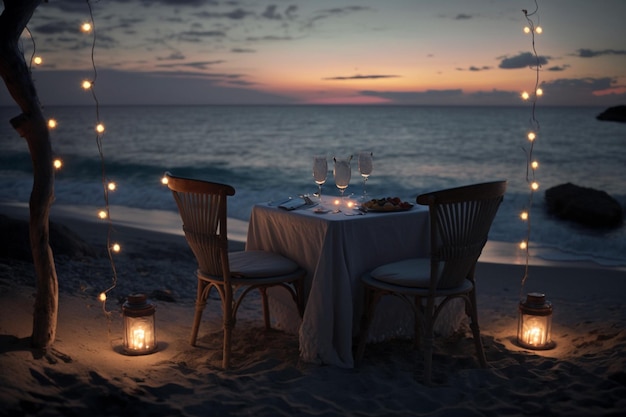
[1, 202, 625, 416]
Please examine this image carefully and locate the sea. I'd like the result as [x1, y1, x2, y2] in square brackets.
[1, 105, 624, 268]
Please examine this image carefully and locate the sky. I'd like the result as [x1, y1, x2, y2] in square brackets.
[1, 0, 625, 106]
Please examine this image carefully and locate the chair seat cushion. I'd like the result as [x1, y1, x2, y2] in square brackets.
[370, 258, 432, 288]
[229, 250, 299, 278]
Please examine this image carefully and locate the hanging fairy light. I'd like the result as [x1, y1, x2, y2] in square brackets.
[53, 159, 62, 170]
[517, 1, 555, 350]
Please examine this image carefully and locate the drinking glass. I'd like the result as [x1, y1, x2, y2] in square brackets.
[358, 151, 373, 198]
[313, 155, 328, 201]
[333, 155, 352, 197]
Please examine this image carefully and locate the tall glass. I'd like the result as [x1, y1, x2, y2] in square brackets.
[333, 155, 352, 197]
[358, 151, 373, 199]
[313, 155, 328, 202]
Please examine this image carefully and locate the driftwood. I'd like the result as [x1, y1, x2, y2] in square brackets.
[0, 0, 58, 349]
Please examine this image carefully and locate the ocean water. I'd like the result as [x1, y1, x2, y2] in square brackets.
[1, 105, 624, 267]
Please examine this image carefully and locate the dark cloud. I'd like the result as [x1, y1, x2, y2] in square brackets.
[541, 77, 616, 92]
[457, 66, 491, 72]
[155, 60, 225, 70]
[231, 48, 256, 53]
[195, 8, 252, 20]
[157, 52, 186, 61]
[245, 35, 295, 42]
[575, 48, 626, 58]
[262, 5, 282, 20]
[547, 65, 570, 72]
[178, 30, 226, 42]
[499, 52, 548, 69]
[323, 74, 400, 81]
[455, 14, 473, 20]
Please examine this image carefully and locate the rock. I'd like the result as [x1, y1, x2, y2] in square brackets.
[596, 105, 626, 123]
[544, 183, 623, 228]
[0, 215, 97, 261]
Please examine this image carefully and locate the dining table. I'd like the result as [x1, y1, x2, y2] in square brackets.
[245, 197, 435, 368]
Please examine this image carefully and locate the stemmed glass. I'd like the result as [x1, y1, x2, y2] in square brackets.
[313, 155, 328, 201]
[333, 155, 352, 197]
[358, 151, 373, 199]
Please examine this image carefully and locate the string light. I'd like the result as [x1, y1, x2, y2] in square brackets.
[81, 22, 92, 32]
[48, 119, 57, 129]
[53, 159, 62, 169]
[95, 123, 105, 133]
[519, 1, 543, 298]
[82, 80, 92, 90]
[161, 176, 169, 185]
[98, 210, 108, 219]
[33, 56, 43, 65]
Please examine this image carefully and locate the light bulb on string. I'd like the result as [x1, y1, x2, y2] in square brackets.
[82, 80, 92, 90]
[536, 88, 543, 97]
[520, 240, 528, 250]
[33, 56, 43, 65]
[527, 132, 536, 141]
[161, 176, 169, 185]
[48, 119, 57, 129]
[96, 123, 105, 133]
[535, 26, 543, 34]
[107, 182, 116, 191]
[520, 211, 529, 221]
[531, 181, 539, 191]
[98, 210, 107, 220]
[111, 243, 121, 253]
[521, 91, 530, 100]
[81, 22, 92, 33]
[99, 292, 107, 302]
[531, 160, 539, 170]
[53, 159, 62, 170]
[523, 26, 531, 34]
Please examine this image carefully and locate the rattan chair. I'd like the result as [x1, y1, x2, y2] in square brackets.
[165, 172, 305, 368]
[356, 180, 506, 384]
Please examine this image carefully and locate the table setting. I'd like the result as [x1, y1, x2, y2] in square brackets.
[245, 152, 432, 367]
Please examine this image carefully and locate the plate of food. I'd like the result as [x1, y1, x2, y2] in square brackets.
[361, 197, 413, 212]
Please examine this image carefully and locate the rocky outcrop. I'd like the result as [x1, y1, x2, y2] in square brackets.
[596, 105, 626, 123]
[544, 183, 623, 228]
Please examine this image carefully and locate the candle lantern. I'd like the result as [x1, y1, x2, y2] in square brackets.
[517, 292, 554, 350]
[122, 293, 157, 355]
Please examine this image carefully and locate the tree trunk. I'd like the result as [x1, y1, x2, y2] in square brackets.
[0, 0, 58, 349]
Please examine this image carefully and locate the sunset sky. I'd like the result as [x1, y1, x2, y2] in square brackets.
[1, 0, 625, 106]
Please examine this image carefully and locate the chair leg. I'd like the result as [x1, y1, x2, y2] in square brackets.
[190, 279, 209, 346]
[260, 287, 271, 330]
[422, 299, 436, 385]
[468, 291, 487, 367]
[222, 285, 234, 369]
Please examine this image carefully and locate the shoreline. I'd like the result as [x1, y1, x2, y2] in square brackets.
[2, 200, 623, 271]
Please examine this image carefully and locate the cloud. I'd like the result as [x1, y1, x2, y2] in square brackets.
[456, 66, 492, 72]
[155, 60, 225, 70]
[575, 48, 626, 58]
[323, 74, 400, 81]
[194, 8, 252, 20]
[231, 48, 256, 53]
[499, 52, 549, 69]
[455, 14, 474, 20]
[547, 65, 570, 72]
[157, 51, 186, 61]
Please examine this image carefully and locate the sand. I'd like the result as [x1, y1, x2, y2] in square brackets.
[1, 202, 625, 416]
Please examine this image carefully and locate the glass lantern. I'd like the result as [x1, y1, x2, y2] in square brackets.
[517, 292, 554, 350]
[122, 293, 157, 355]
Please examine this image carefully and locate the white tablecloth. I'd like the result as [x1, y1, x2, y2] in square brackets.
[246, 203, 431, 367]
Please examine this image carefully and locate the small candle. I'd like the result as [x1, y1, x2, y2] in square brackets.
[132, 328, 146, 349]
